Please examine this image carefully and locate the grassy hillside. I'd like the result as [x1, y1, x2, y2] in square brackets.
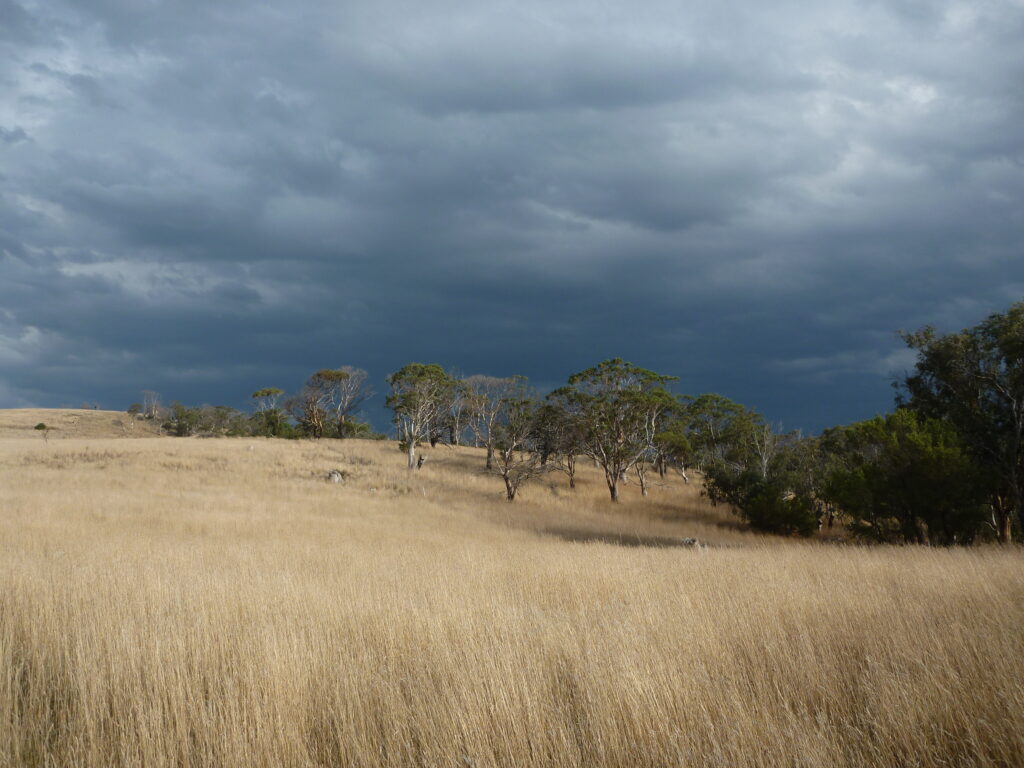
[0, 408, 161, 439]
[0, 415, 1022, 766]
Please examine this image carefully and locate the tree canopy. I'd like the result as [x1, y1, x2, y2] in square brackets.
[900, 301, 1024, 542]
[558, 358, 676, 501]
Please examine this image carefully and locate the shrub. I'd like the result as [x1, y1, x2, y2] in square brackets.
[742, 483, 819, 537]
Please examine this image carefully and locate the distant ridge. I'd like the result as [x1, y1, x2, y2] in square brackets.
[0, 409, 162, 439]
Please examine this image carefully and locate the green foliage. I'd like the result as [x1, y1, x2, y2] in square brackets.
[559, 359, 676, 501]
[490, 384, 549, 501]
[701, 461, 820, 537]
[386, 364, 452, 417]
[34, 423, 47, 430]
[690, 395, 822, 536]
[336, 418, 385, 440]
[652, 411, 692, 470]
[251, 388, 284, 415]
[687, 395, 764, 503]
[250, 407, 291, 438]
[682, 393, 763, 474]
[166, 403, 252, 438]
[167, 403, 200, 437]
[899, 300, 1024, 542]
[743, 481, 820, 537]
[286, 371, 355, 439]
[386, 363, 455, 467]
[821, 410, 989, 544]
[312, 369, 350, 383]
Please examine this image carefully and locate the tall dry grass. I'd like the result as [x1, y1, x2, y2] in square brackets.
[0, 428, 1022, 767]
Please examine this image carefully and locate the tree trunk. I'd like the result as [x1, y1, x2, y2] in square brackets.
[992, 493, 1015, 543]
[485, 442, 494, 470]
[504, 475, 516, 502]
[606, 473, 619, 502]
[567, 454, 576, 489]
[636, 464, 648, 497]
[998, 510, 1014, 543]
[406, 439, 416, 470]
[917, 520, 931, 546]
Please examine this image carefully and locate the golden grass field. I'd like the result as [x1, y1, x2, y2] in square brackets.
[1, 409, 1023, 767]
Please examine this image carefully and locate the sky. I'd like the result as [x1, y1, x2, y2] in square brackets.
[1, 0, 1022, 432]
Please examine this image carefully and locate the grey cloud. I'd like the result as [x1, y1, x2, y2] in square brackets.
[0, 0, 38, 43]
[0, 125, 28, 143]
[0, 0, 1021, 430]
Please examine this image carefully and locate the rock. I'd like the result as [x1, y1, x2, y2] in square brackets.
[327, 469, 347, 483]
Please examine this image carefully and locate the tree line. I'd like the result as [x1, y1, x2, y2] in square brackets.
[134, 301, 1024, 545]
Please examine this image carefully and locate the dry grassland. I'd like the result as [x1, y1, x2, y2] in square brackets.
[1, 411, 1022, 767]
[0, 408, 161, 440]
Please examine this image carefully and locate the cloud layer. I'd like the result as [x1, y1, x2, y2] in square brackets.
[1, 0, 1022, 429]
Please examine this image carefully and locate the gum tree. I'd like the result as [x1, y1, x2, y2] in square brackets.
[386, 363, 453, 469]
[251, 388, 286, 437]
[489, 382, 549, 501]
[287, 369, 352, 438]
[465, 375, 522, 469]
[558, 359, 676, 502]
[820, 410, 988, 544]
[330, 366, 373, 437]
[900, 301, 1024, 542]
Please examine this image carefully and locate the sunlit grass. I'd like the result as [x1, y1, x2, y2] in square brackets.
[0, 419, 1021, 767]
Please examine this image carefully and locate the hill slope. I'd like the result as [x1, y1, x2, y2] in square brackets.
[0, 407, 161, 439]
[0, 414, 1022, 767]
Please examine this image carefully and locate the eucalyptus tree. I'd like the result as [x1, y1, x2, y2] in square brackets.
[682, 394, 800, 530]
[440, 375, 471, 446]
[900, 301, 1024, 543]
[682, 393, 760, 473]
[286, 369, 353, 438]
[142, 390, 162, 420]
[330, 366, 373, 437]
[465, 375, 522, 469]
[685, 396, 777, 505]
[251, 388, 284, 413]
[558, 359, 676, 501]
[489, 382, 550, 501]
[820, 410, 988, 545]
[651, 400, 694, 482]
[386, 363, 454, 469]
[535, 389, 586, 489]
[250, 387, 286, 437]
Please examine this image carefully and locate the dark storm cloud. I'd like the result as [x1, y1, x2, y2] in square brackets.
[0, 0, 1022, 428]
